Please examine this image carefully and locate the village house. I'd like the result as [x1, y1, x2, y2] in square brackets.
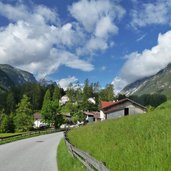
[84, 111, 100, 123]
[59, 95, 69, 105]
[62, 113, 72, 123]
[33, 113, 46, 128]
[100, 98, 146, 120]
[87, 97, 96, 104]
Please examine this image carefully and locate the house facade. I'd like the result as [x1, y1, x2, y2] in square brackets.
[84, 111, 100, 123]
[33, 113, 47, 128]
[100, 98, 146, 120]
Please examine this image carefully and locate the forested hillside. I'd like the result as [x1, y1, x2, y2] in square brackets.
[0, 64, 36, 92]
[0, 75, 167, 133]
[0, 80, 115, 133]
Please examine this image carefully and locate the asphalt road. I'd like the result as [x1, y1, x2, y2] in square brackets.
[0, 132, 63, 171]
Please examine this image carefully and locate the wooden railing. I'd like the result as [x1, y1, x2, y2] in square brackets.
[64, 131, 110, 171]
[0, 129, 63, 143]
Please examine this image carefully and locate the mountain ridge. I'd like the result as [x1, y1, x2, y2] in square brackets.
[121, 63, 171, 99]
[0, 64, 37, 91]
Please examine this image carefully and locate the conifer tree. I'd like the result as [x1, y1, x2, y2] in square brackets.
[43, 89, 51, 104]
[41, 88, 63, 127]
[53, 86, 61, 101]
[14, 95, 33, 132]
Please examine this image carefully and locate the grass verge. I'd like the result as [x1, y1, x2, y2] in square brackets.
[57, 139, 86, 171]
[0, 133, 22, 138]
[68, 100, 171, 171]
[0, 129, 59, 145]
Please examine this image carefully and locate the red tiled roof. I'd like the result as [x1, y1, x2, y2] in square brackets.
[100, 101, 115, 109]
[101, 98, 146, 110]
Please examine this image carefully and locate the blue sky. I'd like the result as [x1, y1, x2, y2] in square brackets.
[0, 0, 171, 92]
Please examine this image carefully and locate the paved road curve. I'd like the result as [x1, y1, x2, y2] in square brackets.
[0, 132, 63, 171]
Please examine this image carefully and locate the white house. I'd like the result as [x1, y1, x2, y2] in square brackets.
[33, 113, 46, 128]
[100, 98, 146, 120]
[100, 110, 106, 121]
[100, 101, 114, 121]
[59, 95, 69, 105]
[88, 97, 96, 104]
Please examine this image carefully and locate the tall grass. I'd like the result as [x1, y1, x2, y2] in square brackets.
[68, 101, 171, 171]
[57, 139, 86, 171]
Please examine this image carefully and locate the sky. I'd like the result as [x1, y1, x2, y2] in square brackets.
[0, 0, 171, 92]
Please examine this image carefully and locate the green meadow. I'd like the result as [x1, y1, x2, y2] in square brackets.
[57, 139, 86, 171]
[67, 100, 171, 171]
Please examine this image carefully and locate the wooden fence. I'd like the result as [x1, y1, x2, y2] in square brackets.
[0, 129, 62, 143]
[64, 132, 110, 171]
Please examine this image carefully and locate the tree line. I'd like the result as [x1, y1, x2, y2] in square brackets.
[0, 79, 167, 133]
[0, 80, 115, 133]
[117, 93, 167, 108]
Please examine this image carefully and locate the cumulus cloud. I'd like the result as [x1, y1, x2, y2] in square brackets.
[69, 0, 125, 55]
[69, 0, 125, 34]
[130, 0, 171, 28]
[112, 30, 171, 92]
[0, 0, 124, 78]
[0, 1, 94, 78]
[0, 2, 58, 24]
[57, 76, 78, 90]
[95, 16, 118, 38]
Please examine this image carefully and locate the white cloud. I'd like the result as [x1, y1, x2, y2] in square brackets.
[55, 23, 85, 47]
[112, 30, 171, 92]
[86, 37, 108, 51]
[34, 5, 58, 24]
[0, 2, 94, 78]
[69, 0, 125, 33]
[0, 1, 125, 79]
[19, 49, 94, 78]
[95, 16, 118, 38]
[56, 50, 94, 72]
[57, 76, 78, 90]
[131, 0, 171, 28]
[0, 2, 28, 21]
[0, 2, 58, 24]
[76, 37, 108, 56]
[112, 77, 128, 94]
[136, 34, 146, 42]
[69, 0, 125, 54]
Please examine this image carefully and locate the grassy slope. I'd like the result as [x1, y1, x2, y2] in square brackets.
[68, 101, 171, 171]
[57, 139, 86, 171]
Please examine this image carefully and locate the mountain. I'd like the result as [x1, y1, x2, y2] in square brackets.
[0, 64, 37, 91]
[121, 63, 171, 99]
[39, 78, 57, 86]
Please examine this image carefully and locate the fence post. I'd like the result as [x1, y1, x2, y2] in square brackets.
[64, 131, 110, 171]
[70, 144, 74, 157]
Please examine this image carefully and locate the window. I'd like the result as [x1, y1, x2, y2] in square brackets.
[124, 108, 129, 116]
